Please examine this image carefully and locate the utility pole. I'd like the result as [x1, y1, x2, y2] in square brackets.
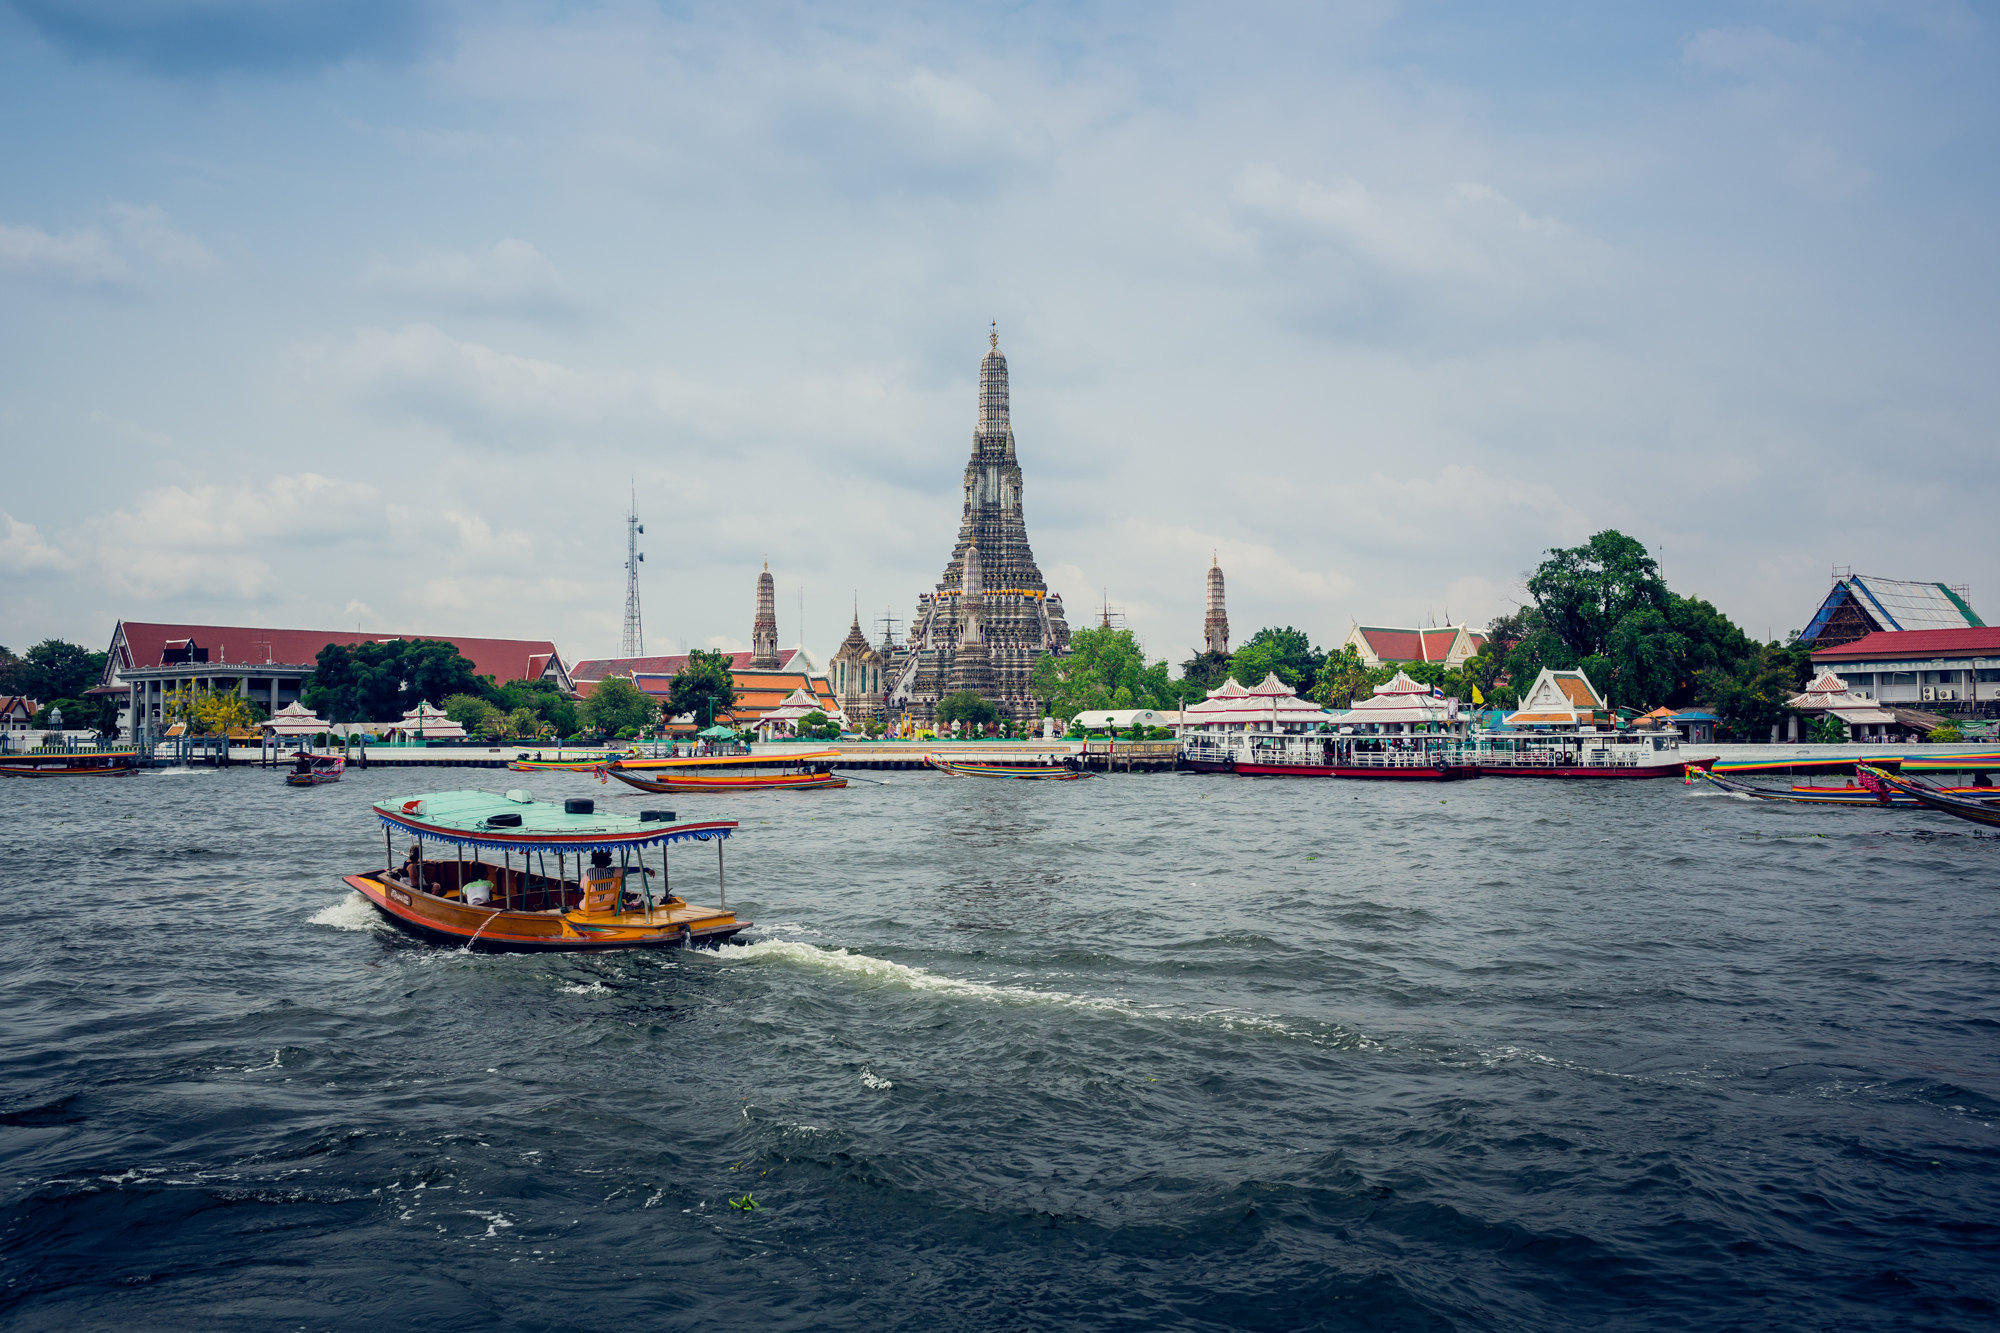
[621, 480, 645, 659]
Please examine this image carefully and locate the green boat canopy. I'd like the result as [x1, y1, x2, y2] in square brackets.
[696, 725, 739, 739]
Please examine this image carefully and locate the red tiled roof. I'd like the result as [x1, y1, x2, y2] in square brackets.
[1355, 627, 1470, 662]
[104, 621, 562, 688]
[573, 649, 805, 681]
[1811, 628, 2000, 661]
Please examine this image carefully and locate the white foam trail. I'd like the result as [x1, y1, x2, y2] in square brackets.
[715, 939, 1125, 1011]
[559, 981, 609, 995]
[309, 892, 388, 932]
[860, 1070, 893, 1090]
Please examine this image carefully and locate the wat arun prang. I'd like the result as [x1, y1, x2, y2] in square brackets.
[884, 326, 1071, 729]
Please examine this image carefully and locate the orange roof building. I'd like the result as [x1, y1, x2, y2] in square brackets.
[1504, 668, 1610, 728]
[631, 666, 839, 733]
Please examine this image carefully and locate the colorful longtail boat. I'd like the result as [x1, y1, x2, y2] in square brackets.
[927, 754, 1088, 780]
[597, 749, 845, 793]
[345, 790, 747, 951]
[1860, 766, 2000, 828]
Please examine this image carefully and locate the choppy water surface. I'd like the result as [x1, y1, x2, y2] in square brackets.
[2, 766, 1997, 1330]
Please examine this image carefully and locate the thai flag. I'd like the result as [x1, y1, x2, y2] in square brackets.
[1430, 686, 1444, 698]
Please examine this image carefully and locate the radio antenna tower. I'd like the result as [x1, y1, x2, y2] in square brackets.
[620, 480, 645, 658]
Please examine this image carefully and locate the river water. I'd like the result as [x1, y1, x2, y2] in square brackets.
[2, 765, 1996, 1331]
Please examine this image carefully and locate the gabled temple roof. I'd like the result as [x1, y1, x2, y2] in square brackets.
[1800, 575, 1983, 643]
[101, 621, 570, 692]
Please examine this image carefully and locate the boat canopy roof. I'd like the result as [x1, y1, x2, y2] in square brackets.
[375, 790, 734, 852]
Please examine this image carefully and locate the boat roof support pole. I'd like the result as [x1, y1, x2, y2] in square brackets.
[717, 838, 725, 910]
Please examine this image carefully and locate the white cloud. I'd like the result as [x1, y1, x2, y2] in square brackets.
[365, 238, 577, 315]
[0, 222, 126, 287]
[110, 204, 217, 271]
[81, 473, 383, 600]
[0, 513, 72, 572]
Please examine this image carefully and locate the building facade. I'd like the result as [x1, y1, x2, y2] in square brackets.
[96, 621, 572, 741]
[884, 326, 1071, 727]
[1809, 628, 2000, 719]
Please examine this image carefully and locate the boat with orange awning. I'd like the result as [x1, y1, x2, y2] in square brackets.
[345, 789, 747, 951]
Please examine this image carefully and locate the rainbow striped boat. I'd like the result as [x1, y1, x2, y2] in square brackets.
[927, 755, 1087, 780]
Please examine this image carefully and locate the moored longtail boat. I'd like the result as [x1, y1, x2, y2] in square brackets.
[345, 790, 748, 951]
[598, 749, 846, 793]
[0, 753, 134, 778]
[1860, 766, 2000, 829]
[284, 752, 345, 787]
[927, 754, 1088, 780]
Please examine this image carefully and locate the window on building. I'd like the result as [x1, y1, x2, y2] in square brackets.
[1978, 669, 2000, 683]
[1884, 671, 1918, 687]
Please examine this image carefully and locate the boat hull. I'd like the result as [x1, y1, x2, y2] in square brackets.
[1475, 762, 1686, 779]
[603, 766, 844, 793]
[345, 873, 749, 952]
[0, 762, 131, 778]
[928, 757, 1087, 780]
[1232, 762, 1479, 781]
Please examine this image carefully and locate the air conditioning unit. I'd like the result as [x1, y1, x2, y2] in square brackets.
[1920, 687, 1935, 701]
[1937, 688, 1957, 701]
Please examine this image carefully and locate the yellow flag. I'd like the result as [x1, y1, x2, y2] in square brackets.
[1471, 684, 1485, 705]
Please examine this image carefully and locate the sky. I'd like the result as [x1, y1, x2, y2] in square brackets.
[1, 0, 1996, 673]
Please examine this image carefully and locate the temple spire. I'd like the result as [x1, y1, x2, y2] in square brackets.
[750, 562, 780, 668]
[1204, 557, 1229, 655]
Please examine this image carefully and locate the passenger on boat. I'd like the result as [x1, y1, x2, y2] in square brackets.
[463, 879, 494, 907]
[581, 851, 621, 914]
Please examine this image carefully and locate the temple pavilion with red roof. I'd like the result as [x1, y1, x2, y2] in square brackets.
[1340, 624, 1487, 671]
[1181, 673, 1337, 735]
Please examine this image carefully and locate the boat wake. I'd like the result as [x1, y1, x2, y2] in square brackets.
[712, 938, 1379, 1048]
[310, 892, 389, 933]
[713, 938, 1125, 1012]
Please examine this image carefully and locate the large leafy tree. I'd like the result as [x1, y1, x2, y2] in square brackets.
[303, 639, 490, 723]
[1312, 645, 1385, 708]
[1178, 650, 1233, 694]
[495, 678, 578, 736]
[935, 691, 999, 729]
[443, 693, 505, 739]
[667, 649, 737, 727]
[1030, 627, 1176, 721]
[1228, 627, 1322, 693]
[1526, 530, 1669, 662]
[0, 645, 28, 695]
[580, 676, 658, 737]
[1694, 640, 1813, 740]
[11, 639, 116, 732]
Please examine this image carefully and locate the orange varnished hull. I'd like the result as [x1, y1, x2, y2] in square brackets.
[345, 870, 749, 952]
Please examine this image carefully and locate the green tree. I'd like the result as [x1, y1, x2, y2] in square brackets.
[504, 706, 545, 739]
[935, 691, 1000, 729]
[496, 679, 579, 736]
[1030, 627, 1174, 721]
[1312, 645, 1386, 708]
[443, 692, 504, 738]
[0, 645, 28, 696]
[21, 639, 107, 700]
[1526, 530, 1669, 662]
[1228, 627, 1322, 693]
[1178, 649, 1233, 694]
[304, 638, 491, 723]
[1927, 725, 1963, 744]
[795, 709, 843, 741]
[580, 676, 658, 737]
[668, 649, 738, 727]
[1695, 640, 1812, 741]
[1808, 714, 1847, 744]
[163, 685, 262, 735]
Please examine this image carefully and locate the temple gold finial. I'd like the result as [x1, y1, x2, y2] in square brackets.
[989, 320, 998, 350]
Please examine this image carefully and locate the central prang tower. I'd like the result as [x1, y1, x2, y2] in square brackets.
[885, 324, 1070, 728]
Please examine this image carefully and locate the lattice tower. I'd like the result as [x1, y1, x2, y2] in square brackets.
[620, 485, 645, 658]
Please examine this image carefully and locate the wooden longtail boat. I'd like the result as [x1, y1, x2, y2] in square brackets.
[597, 749, 846, 793]
[1686, 764, 1997, 807]
[345, 790, 748, 951]
[284, 752, 345, 787]
[1860, 766, 2000, 829]
[927, 755, 1088, 780]
[507, 750, 636, 773]
[0, 754, 133, 778]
